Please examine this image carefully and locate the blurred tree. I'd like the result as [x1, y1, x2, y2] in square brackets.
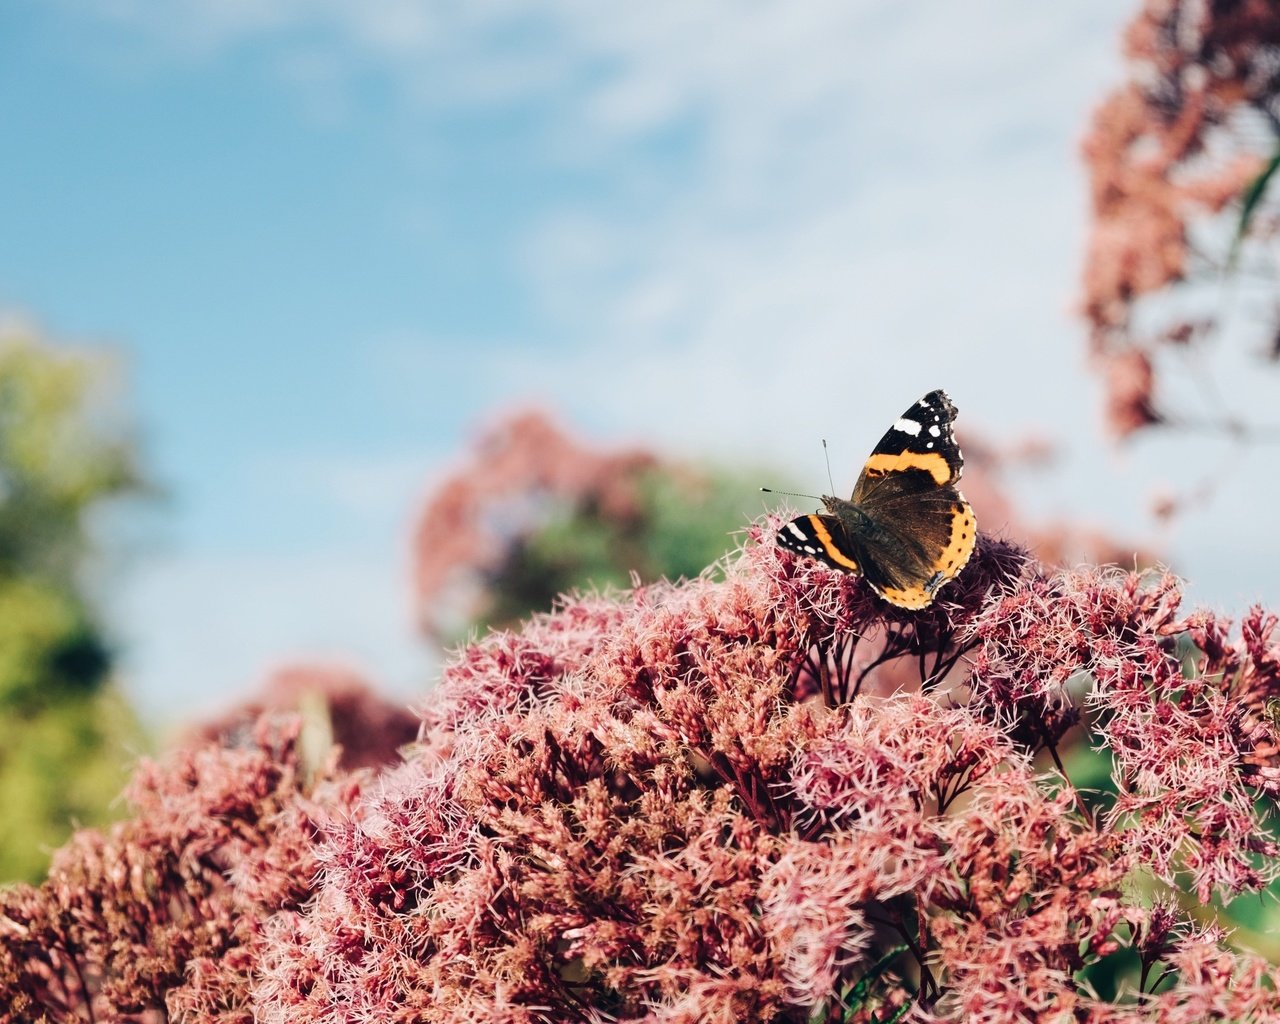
[0, 323, 148, 881]
[413, 409, 769, 643]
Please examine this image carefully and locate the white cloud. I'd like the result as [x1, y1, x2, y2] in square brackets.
[413, 2, 1131, 466]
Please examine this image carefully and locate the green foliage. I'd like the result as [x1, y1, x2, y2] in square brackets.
[478, 466, 769, 635]
[0, 328, 147, 881]
[638, 467, 764, 582]
[1230, 146, 1280, 269]
[811, 944, 911, 1024]
[0, 687, 143, 881]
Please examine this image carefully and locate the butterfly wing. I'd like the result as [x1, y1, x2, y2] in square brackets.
[775, 513, 861, 573]
[854, 390, 964, 502]
[847, 490, 976, 608]
[848, 390, 977, 608]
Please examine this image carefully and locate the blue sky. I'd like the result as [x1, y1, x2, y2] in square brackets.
[7, 1, 1271, 722]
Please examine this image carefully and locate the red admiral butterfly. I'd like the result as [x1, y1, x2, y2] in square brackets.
[771, 389, 976, 609]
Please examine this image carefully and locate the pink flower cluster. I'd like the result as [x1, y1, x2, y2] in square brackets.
[5, 523, 1280, 1021]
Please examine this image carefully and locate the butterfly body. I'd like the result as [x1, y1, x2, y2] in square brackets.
[775, 389, 976, 609]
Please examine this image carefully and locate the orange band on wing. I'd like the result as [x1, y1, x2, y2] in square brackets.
[808, 516, 860, 571]
[862, 451, 952, 485]
[938, 503, 977, 577]
[878, 584, 933, 610]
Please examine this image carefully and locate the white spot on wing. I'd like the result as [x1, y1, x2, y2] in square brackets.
[786, 522, 808, 540]
[893, 417, 922, 436]
[928, 424, 941, 437]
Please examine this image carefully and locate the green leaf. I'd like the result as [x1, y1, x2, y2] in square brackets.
[1229, 148, 1280, 269]
[811, 945, 910, 1023]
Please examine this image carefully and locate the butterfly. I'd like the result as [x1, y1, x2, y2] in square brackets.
[772, 389, 976, 609]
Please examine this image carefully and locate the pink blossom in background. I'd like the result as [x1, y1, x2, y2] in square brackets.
[413, 409, 658, 639]
[1082, 0, 1280, 438]
[7, 521, 1280, 1021]
[187, 663, 419, 772]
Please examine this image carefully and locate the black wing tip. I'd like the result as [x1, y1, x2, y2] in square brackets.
[921, 388, 956, 412]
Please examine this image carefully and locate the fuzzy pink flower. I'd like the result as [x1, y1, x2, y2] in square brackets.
[0, 716, 363, 1024]
[8, 519, 1280, 1021]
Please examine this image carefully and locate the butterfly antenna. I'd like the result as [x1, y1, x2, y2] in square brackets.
[822, 439, 836, 495]
[760, 487, 822, 501]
